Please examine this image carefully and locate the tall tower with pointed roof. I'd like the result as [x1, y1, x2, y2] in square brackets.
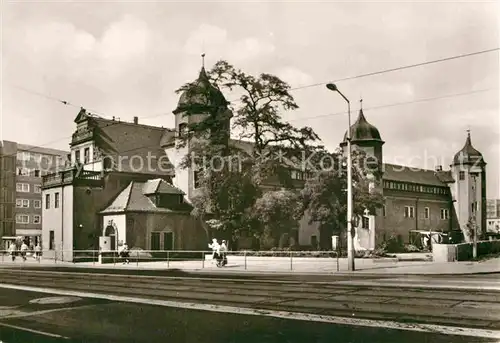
[339, 101, 384, 250]
[340, 100, 385, 175]
[164, 55, 232, 200]
[450, 130, 487, 240]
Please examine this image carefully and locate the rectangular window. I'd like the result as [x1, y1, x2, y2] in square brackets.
[45, 194, 50, 209]
[150, 232, 161, 251]
[33, 200, 41, 208]
[424, 207, 430, 219]
[84, 147, 90, 163]
[162, 232, 173, 251]
[33, 215, 41, 224]
[382, 205, 386, 217]
[16, 183, 29, 192]
[15, 199, 23, 208]
[404, 206, 415, 218]
[75, 150, 80, 164]
[459, 171, 465, 180]
[193, 170, 202, 189]
[15, 214, 29, 224]
[22, 199, 29, 208]
[34, 169, 40, 177]
[49, 231, 55, 250]
[361, 216, 369, 229]
[17, 168, 28, 176]
[55, 192, 60, 208]
[178, 123, 188, 137]
[440, 208, 449, 220]
[34, 184, 42, 193]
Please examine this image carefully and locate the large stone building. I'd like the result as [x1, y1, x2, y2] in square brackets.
[330, 106, 486, 249]
[41, 64, 487, 259]
[0, 140, 67, 248]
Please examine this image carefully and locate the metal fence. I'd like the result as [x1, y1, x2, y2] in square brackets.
[0, 249, 341, 271]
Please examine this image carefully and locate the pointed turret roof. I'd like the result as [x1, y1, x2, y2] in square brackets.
[452, 130, 486, 166]
[342, 101, 383, 143]
[173, 58, 228, 114]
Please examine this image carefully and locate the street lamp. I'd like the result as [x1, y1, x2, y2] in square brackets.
[326, 83, 355, 271]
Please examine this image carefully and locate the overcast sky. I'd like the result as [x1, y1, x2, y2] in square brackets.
[1, 1, 499, 197]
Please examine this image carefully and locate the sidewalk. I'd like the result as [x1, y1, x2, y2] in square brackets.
[1, 256, 498, 275]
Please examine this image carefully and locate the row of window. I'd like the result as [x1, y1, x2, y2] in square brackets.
[193, 169, 312, 188]
[74, 147, 91, 164]
[16, 183, 42, 193]
[403, 206, 449, 220]
[16, 199, 41, 209]
[45, 193, 60, 209]
[15, 214, 41, 224]
[16, 168, 43, 177]
[384, 181, 448, 195]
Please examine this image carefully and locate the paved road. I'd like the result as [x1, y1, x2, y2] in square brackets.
[0, 288, 497, 343]
[0, 268, 499, 342]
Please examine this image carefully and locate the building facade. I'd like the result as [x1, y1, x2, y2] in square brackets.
[486, 199, 500, 233]
[333, 107, 486, 249]
[41, 109, 207, 261]
[41, 64, 488, 257]
[0, 140, 67, 248]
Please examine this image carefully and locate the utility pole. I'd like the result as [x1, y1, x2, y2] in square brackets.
[472, 174, 478, 259]
[326, 83, 355, 271]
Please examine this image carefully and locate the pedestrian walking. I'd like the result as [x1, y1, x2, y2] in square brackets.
[8, 242, 17, 262]
[20, 242, 28, 262]
[208, 238, 220, 264]
[34, 243, 42, 261]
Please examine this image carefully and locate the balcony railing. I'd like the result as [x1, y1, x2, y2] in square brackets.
[42, 168, 103, 188]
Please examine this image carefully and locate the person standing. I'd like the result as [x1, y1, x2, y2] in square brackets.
[34, 243, 42, 262]
[220, 240, 228, 266]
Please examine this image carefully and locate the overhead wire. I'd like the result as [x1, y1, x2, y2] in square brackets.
[1, 47, 498, 160]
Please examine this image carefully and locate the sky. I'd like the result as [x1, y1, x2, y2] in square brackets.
[1, 0, 499, 197]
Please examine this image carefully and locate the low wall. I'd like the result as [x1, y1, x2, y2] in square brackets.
[433, 239, 500, 262]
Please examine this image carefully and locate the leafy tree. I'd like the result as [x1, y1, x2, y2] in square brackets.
[173, 60, 323, 241]
[299, 149, 385, 248]
[180, 140, 260, 239]
[251, 189, 303, 247]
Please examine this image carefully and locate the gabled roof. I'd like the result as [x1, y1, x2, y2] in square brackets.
[87, 116, 175, 176]
[100, 180, 188, 214]
[382, 163, 454, 186]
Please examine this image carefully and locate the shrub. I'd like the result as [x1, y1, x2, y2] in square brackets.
[403, 244, 421, 253]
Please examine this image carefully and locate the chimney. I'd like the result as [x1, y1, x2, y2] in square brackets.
[133, 116, 138, 124]
[112, 116, 115, 121]
[435, 165, 442, 172]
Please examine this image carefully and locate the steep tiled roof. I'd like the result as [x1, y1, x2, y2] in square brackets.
[90, 117, 175, 176]
[100, 180, 188, 214]
[101, 182, 133, 213]
[382, 163, 454, 186]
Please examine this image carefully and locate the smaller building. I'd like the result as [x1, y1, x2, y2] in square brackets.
[0, 140, 67, 248]
[486, 199, 500, 233]
[99, 178, 206, 252]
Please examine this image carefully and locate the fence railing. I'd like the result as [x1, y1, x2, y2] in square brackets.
[0, 249, 341, 272]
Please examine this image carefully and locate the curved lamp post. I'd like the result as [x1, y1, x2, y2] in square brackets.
[326, 83, 355, 271]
